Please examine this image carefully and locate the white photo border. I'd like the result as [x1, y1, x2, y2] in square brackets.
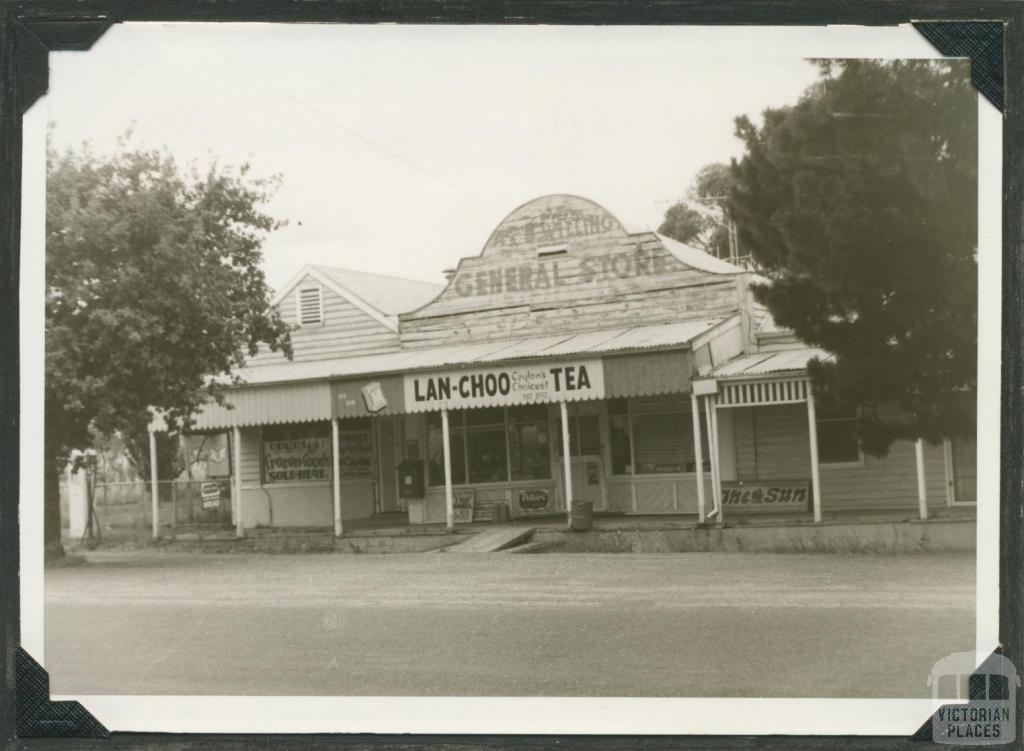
[19, 21, 1002, 736]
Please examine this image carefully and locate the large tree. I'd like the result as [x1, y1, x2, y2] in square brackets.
[726, 59, 978, 455]
[45, 138, 292, 556]
[658, 163, 736, 259]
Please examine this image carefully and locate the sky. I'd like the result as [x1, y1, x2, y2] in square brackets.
[44, 24, 938, 290]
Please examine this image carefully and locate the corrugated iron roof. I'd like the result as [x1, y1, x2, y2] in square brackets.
[654, 233, 747, 275]
[310, 265, 444, 316]
[192, 382, 333, 430]
[231, 317, 729, 386]
[710, 347, 834, 378]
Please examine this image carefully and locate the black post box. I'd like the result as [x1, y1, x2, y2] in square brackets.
[397, 459, 425, 500]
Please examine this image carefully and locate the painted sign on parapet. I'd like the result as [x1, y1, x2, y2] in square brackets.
[720, 481, 811, 513]
[403, 360, 604, 412]
[483, 195, 629, 254]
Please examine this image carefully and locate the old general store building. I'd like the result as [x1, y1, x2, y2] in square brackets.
[155, 195, 977, 535]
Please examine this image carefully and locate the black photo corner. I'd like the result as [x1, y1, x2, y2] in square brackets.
[1, 4, 1021, 749]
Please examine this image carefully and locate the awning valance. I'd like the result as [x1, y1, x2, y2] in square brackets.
[191, 382, 332, 430]
[188, 319, 729, 428]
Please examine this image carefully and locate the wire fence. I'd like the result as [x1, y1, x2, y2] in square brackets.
[71, 479, 233, 537]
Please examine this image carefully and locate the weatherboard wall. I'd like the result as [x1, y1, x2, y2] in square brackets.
[726, 405, 949, 511]
[400, 196, 745, 347]
[251, 272, 401, 365]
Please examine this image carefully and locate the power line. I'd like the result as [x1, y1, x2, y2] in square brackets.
[212, 52, 506, 213]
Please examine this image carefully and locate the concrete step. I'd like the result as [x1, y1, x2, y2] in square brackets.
[445, 526, 535, 553]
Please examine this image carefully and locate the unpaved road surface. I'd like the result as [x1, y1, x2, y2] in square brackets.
[45, 551, 974, 697]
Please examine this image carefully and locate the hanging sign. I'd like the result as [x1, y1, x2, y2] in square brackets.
[404, 359, 604, 412]
[720, 481, 811, 513]
[200, 481, 222, 509]
[361, 382, 388, 413]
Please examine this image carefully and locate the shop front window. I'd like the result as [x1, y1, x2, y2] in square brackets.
[508, 404, 550, 480]
[427, 406, 553, 486]
[262, 422, 332, 484]
[465, 408, 509, 483]
[554, 413, 601, 457]
[337, 417, 374, 480]
[427, 411, 466, 486]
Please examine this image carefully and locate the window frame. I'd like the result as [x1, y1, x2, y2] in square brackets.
[608, 396, 709, 477]
[815, 404, 865, 468]
[335, 421, 376, 482]
[260, 421, 333, 487]
[426, 406, 553, 487]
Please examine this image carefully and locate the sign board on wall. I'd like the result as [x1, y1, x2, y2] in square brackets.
[516, 489, 551, 516]
[404, 360, 604, 412]
[422, 195, 703, 306]
[452, 489, 476, 523]
[263, 438, 332, 484]
[483, 196, 629, 255]
[720, 481, 811, 513]
[200, 481, 222, 509]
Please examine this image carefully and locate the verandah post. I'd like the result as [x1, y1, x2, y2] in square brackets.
[690, 391, 706, 524]
[233, 425, 244, 538]
[915, 439, 929, 520]
[332, 418, 344, 537]
[704, 395, 721, 521]
[560, 400, 573, 529]
[148, 429, 159, 540]
[805, 383, 823, 523]
[441, 409, 454, 531]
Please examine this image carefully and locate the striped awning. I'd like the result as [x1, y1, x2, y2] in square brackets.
[694, 347, 834, 408]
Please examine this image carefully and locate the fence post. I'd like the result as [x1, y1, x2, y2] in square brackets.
[149, 429, 160, 539]
[171, 481, 178, 530]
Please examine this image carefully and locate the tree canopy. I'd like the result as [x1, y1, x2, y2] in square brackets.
[658, 163, 736, 259]
[45, 137, 292, 549]
[725, 59, 977, 454]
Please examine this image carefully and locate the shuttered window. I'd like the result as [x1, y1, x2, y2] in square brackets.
[610, 395, 709, 475]
[296, 285, 323, 326]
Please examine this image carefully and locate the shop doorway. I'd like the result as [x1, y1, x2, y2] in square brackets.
[336, 419, 378, 520]
[376, 418, 401, 513]
[557, 455, 605, 511]
[555, 409, 605, 511]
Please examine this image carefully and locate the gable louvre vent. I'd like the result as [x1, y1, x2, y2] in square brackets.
[296, 285, 324, 326]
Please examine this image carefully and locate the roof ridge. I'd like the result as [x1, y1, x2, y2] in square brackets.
[310, 264, 444, 288]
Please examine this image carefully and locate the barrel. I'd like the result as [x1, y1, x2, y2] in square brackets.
[570, 500, 593, 531]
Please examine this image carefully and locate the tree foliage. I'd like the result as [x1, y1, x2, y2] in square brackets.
[727, 60, 977, 453]
[658, 163, 735, 258]
[45, 137, 292, 549]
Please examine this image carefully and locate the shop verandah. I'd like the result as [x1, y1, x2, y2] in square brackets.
[143, 350, 976, 540]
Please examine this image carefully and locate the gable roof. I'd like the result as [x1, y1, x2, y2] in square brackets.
[272, 264, 445, 331]
[310, 266, 444, 316]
